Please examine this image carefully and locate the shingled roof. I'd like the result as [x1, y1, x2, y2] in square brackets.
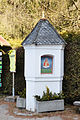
[22, 19, 66, 46]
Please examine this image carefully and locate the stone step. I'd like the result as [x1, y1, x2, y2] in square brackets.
[4, 96, 18, 102]
[73, 101, 80, 106]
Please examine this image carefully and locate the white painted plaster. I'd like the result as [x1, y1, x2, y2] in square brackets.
[23, 44, 65, 112]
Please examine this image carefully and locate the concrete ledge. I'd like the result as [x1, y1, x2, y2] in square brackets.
[4, 96, 16, 102]
[36, 99, 64, 113]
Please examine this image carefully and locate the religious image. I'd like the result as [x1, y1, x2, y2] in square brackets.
[41, 56, 53, 74]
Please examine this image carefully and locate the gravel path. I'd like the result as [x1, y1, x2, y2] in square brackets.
[0, 104, 62, 120]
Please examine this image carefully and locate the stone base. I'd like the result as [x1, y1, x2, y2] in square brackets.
[4, 96, 16, 102]
[73, 101, 80, 113]
[36, 99, 64, 113]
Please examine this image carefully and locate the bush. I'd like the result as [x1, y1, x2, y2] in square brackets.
[15, 47, 26, 95]
[61, 31, 80, 104]
[0, 46, 26, 95]
[18, 88, 26, 98]
[34, 87, 64, 101]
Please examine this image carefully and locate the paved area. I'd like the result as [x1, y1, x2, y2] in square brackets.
[0, 100, 80, 120]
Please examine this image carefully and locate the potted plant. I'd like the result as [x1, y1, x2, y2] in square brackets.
[34, 87, 64, 113]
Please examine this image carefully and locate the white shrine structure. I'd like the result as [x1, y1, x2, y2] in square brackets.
[22, 19, 66, 112]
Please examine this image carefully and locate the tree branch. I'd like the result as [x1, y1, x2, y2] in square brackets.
[72, 0, 79, 10]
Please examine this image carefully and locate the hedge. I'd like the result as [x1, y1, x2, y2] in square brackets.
[0, 47, 26, 95]
[62, 32, 80, 104]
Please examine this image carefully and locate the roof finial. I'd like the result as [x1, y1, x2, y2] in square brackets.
[42, 11, 45, 19]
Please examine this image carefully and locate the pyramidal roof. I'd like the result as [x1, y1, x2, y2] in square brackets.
[22, 19, 66, 46]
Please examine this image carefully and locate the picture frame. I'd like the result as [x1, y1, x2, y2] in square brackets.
[41, 55, 53, 74]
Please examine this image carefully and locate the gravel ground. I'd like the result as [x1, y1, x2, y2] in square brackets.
[0, 103, 62, 120]
[0, 98, 80, 120]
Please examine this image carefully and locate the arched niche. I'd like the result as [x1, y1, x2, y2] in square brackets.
[41, 55, 53, 74]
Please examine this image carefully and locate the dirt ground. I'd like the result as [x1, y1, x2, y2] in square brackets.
[0, 96, 80, 120]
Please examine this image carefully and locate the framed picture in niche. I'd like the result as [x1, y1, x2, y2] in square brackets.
[41, 55, 53, 74]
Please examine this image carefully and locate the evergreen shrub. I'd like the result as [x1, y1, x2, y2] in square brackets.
[62, 31, 80, 104]
[34, 87, 64, 101]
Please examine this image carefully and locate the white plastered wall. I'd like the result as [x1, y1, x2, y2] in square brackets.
[23, 45, 65, 111]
